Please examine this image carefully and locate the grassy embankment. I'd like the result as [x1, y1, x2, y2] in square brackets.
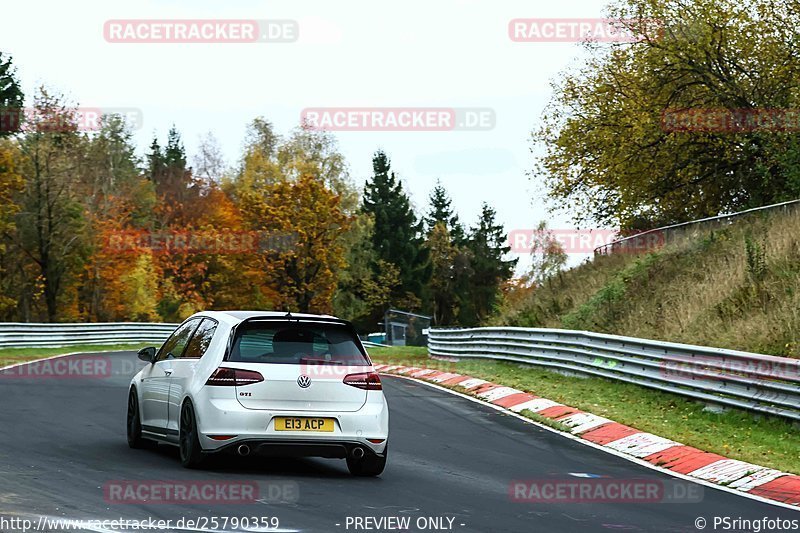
[491, 206, 800, 358]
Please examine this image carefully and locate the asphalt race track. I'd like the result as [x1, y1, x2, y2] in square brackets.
[0, 352, 797, 533]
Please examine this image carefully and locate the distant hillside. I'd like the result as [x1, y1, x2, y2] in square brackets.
[492, 205, 800, 358]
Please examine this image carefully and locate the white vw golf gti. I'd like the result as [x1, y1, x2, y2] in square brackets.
[127, 311, 389, 475]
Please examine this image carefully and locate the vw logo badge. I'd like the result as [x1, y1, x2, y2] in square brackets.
[297, 375, 311, 388]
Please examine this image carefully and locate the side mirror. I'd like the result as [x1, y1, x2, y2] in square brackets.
[137, 347, 157, 364]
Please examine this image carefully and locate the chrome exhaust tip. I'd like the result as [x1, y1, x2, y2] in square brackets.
[237, 444, 251, 457]
[351, 446, 365, 459]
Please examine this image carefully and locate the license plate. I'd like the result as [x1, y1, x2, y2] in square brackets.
[274, 417, 335, 432]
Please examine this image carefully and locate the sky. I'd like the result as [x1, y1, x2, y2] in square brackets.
[2, 0, 619, 271]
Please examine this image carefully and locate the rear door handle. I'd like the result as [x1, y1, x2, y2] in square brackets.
[164, 369, 173, 376]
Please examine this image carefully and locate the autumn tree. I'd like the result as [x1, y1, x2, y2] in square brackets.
[79, 115, 155, 320]
[265, 175, 349, 313]
[0, 139, 23, 317]
[193, 132, 227, 184]
[231, 118, 283, 203]
[236, 172, 350, 313]
[526, 220, 567, 286]
[0, 53, 24, 316]
[233, 120, 355, 314]
[11, 89, 88, 321]
[278, 125, 358, 212]
[147, 126, 210, 226]
[535, 0, 800, 229]
[426, 222, 460, 325]
[144, 126, 233, 320]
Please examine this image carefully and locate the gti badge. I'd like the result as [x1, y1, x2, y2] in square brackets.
[297, 375, 311, 388]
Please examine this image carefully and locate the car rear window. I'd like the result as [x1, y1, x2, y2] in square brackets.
[228, 321, 370, 365]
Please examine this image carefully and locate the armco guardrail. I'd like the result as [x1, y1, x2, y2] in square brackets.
[594, 198, 800, 255]
[0, 323, 391, 350]
[0, 322, 178, 348]
[428, 327, 800, 421]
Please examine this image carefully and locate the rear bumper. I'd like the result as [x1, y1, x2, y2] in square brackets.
[193, 389, 389, 455]
[208, 439, 385, 459]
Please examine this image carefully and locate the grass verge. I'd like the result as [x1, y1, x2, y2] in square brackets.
[367, 346, 800, 475]
[0, 344, 146, 367]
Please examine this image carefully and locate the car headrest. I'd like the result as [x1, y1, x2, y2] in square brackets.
[272, 328, 314, 344]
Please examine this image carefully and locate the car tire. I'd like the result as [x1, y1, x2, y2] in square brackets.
[179, 401, 205, 469]
[127, 389, 146, 449]
[346, 444, 388, 477]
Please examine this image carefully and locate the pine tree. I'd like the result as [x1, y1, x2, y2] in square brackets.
[146, 137, 164, 182]
[147, 127, 196, 225]
[423, 181, 469, 324]
[462, 203, 517, 325]
[0, 53, 24, 137]
[361, 150, 429, 308]
[424, 180, 465, 242]
[164, 125, 187, 168]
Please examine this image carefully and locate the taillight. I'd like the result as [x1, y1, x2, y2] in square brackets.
[343, 372, 382, 390]
[209, 435, 238, 441]
[206, 367, 264, 386]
